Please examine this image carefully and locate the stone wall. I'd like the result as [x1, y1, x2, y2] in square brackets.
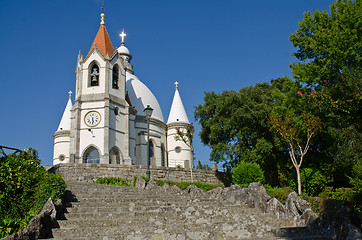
[50, 163, 231, 186]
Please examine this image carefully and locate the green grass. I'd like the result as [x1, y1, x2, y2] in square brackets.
[152, 179, 224, 192]
[128, 176, 224, 192]
[95, 177, 130, 186]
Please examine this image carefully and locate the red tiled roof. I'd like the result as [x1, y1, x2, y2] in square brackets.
[88, 24, 115, 58]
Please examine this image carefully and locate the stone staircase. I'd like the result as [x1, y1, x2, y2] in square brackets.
[50, 182, 327, 240]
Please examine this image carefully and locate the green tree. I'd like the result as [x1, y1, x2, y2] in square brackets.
[289, 0, 361, 128]
[269, 112, 322, 195]
[195, 81, 291, 185]
[232, 161, 264, 186]
[195, 83, 273, 168]
[289, 0, 361, 87]
[289, 0, 361, 188]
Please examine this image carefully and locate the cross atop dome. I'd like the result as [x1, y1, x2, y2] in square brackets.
[120, 30, 127, 44]
[174, 81, 179, 89]
[68, 91, 72, 99]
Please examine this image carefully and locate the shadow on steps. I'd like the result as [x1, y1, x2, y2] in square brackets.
[55, 189, 79, 221]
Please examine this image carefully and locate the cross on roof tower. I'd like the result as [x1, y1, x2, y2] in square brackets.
[120, 30, 126, 44]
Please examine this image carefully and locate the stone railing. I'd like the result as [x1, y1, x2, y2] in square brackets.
[49, 163, 231, 186]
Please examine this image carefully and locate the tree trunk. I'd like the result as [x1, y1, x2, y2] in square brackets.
[296, 166, 302, 195]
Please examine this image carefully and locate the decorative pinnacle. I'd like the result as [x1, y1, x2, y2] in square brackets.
[68, 91, 72, 99]
[120, 30, 126, 44]
[174, 81, 179, 89]
[100, 13, 105, 25]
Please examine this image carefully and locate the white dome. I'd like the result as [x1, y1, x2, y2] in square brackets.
[126, 72, 164, 122]
[117, 45, 130, 55]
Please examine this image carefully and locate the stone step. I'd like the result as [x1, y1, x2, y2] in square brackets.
[57, 216, 273, 229]
[60, 207, 270, 224]
[61, 208, 249, 221]
[64, 202, 243, 214]
[66, 184, 195, 194]
[65, 188, 147, 195]
[277, 227, 328, 239]
[66, 194, 203, 201]
[49, 182, 326, 240]
[64, 201, 223, 210]
[52, 224, 327, 240]
[64, 198, 222, 208]
[66, 189, 191, 195]
[51, 223, 283, 239]
[66, 192, 210, 200]
[52, 236, 329, 240]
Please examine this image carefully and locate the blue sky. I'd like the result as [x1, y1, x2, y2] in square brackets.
[0, 0, 334, 166]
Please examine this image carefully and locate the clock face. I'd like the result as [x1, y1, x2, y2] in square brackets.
[85, 111, 101, 127]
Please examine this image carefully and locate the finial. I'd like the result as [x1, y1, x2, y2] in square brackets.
[68, 91, 72, 99]
[174, 81, 179, 89]
[120, 30, 127, 44]
[100, 13, 105, 25]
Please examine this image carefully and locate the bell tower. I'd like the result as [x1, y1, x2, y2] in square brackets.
[67, 13, 131, 165]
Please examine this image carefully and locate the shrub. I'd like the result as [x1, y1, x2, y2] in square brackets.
[33, 173, 66, 212]
[146, 178, 224, 192]
[95, 177, 129, 186]
[264, 184, 294, 204]
[0, 151, 65, 238]
[131, 176, 138, 187]
[289, 168, 327, 196]
[232, 161, 264, 185]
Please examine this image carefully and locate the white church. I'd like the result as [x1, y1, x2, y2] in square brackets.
[53, 13, 193, 169]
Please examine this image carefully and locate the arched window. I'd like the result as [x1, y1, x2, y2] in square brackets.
[83, 146, 100, 163]
[109, 147, 121, 164]
[161, 144, 165, 167]
[90, 64, 99, 86]
[112, 66, 119, 89]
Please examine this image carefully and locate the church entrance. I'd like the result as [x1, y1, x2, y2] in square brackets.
[83, 146, 100, 164]
[109, 147, 121, 164]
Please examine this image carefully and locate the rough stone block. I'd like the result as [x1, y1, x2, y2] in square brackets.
[135, 177, 146, 189]
[145, 180, 158, 189]
[207, 186, 224, 200]
[285, 192, 311, 217]
[266, 197, 286, 219]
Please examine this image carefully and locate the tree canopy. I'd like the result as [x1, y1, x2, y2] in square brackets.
[195, 79, 292, 185]
[289, 0, 361, 87]
[194, 0, 361, 193]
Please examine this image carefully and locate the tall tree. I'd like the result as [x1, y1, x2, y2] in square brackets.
[288, 0, 361, 189]
[289, 0, 361, 87]
[195, 81, 290, 185]
[289, 0, 361, 128]
[269, 112, 321, 194]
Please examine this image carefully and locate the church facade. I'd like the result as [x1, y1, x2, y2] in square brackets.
[53, 14, 192, 169]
